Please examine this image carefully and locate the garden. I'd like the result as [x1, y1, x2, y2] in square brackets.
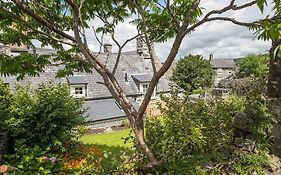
[0, 82, 136, 174]
[0, 78, 275, 174]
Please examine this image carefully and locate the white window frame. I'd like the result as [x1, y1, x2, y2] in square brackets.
[140, 83, 156, 97]
[70, 84, 87, 98]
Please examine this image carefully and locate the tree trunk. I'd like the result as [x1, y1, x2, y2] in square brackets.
[132, 116, 163, 170]
[268, 39, 281, 157]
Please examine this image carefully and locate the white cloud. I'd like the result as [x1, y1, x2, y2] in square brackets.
[84, 1, 273, 61]
[155, 1, 273, 61]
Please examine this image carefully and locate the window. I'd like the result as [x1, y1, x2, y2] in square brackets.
[142, 84, 148, 94]
[140, 83, 156, 98]
[75, 87, 83, 95]
[70, 85, 87, 98]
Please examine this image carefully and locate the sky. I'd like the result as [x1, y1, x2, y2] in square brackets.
[84, 0, 274, 61]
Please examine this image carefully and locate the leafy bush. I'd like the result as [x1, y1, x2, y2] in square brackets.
[171, 54, 214, 92]
[7, 83, 85, 148]
[5, 141, 109, 175]
[0, 80, 12, 130]
[5, 141, 64, 175]
[235, 54, 269, 78]
[145, 88, 271, 174]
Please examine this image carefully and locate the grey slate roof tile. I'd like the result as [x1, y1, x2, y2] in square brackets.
[131, 74, 152, 83]
[210, 59, 235, 69]
[67, 76, 88, 85]
[84, 98, 139, 122]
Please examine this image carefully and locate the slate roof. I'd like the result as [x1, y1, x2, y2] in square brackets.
[0, 47, 170, 98]
[210, 59, 236, 69]
[67, 76, 88, 85]
[84, 98, 139, 122]
[131, 74, 152, 83]
[0, 46, 171, 122]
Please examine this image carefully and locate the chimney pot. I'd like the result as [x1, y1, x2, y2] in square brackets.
[104, 42, 112, 53]
[209, 53, 214, 61]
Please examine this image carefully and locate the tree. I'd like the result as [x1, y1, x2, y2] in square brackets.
[250, 1, 281, 158]
[172, 54, 213, 92]
[235, 54, 269, 78]
[0, 0, 276, 169]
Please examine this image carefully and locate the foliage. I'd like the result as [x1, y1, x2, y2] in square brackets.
[235, 54, 269, 78]
[0, 80, 12, 130]
[7, 83, 85, 148]
[60, 142, 104, 174]
[171, 54, 214, 92]
[0, 0, 277, 169]
[250, 0, 281, 56]
[145, 87, 272, 174]
[5, 141, 64, 175]
[5, 140, 113, 175]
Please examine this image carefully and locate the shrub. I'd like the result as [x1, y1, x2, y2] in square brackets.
[5, 140, 64, 175]
[145, 88, 271, 174]
[7, 83, 85, 148]
[171, 54, 214, 92]
[0, 80, 12, 130]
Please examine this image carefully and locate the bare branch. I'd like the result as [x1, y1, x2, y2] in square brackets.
[112, 32, 142, 74]
[207, 17, 254, 27]
[132, 1, 157, 73]
[138, 0, 201, 118]
[66, 0, 138, 120]
[91, 26, 105, 55]
[184, 0, 257, 35]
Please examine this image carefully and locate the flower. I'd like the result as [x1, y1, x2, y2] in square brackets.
[42, 156, 49, 161]
[50, 157, 57, 164]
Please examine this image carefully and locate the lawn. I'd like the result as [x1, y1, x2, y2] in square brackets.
[79, 130, 135, 173]
[80, 129, 133, 148]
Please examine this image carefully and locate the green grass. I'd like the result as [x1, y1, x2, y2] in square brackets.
[79, 130, 135, 173]
[80, 129, 133, 148]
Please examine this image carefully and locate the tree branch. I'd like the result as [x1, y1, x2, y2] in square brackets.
[133, 1, 157, 73]
[11, 0, 75, 42]
[184, 0, 257, 35]
[111, 29, 142, 75]
[138, 0, 201, 119]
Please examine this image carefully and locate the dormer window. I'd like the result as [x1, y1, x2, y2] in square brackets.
[70, 85, 87, 98]
[140, 83, 156, 97]
[67, 76, 88, 98]
[131, 74, 157, 97]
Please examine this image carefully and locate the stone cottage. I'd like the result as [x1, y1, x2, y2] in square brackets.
[0, 38, 171, 128]
[209, 54, 236, 86]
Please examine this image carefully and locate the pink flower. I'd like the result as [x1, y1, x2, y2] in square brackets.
[42, 156, 49, 161]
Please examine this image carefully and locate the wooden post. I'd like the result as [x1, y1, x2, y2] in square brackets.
[0, 165, 17, 175]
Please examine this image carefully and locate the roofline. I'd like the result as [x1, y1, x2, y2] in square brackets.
[85, 115, 126, 123]
[84, 94, 142, 101]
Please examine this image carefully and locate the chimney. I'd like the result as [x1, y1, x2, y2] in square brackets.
[104, 42, 112, 53]
[136, 35, 153, 59]
[209, 53, 214, 61]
